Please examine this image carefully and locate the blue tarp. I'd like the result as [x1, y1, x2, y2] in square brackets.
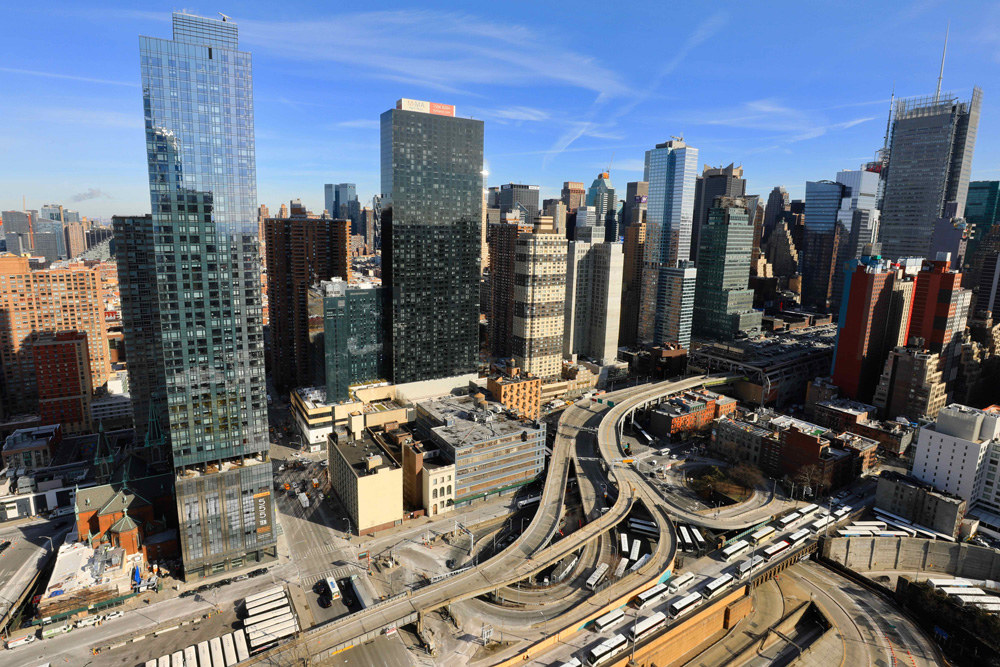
[133, 565, 141, 585]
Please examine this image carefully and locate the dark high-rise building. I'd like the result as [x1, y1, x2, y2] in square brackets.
[498, 183, 539, 227]
[880, 89, 982, 260]
[487, 215, 532, 360]
[692, 197, 761, 341]
[317, 279, 388, 402]
[381, 99, 483, 384]
[119, 13, 276, 578]
[265, 200, 351, 393]
[801, 180, 846, 311]
[621, 181, 649, 228]
[561, 181, 585, 213]
[964, 181, 1000, 287]
[325, 183, 361, 234]
[586, 172, 618, 242]
[618, 222, 645, 348]
[691, 164, 746, 264]
[762, 186, 790, 241]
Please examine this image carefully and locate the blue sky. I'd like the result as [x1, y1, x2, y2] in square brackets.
[1, 1, 998, 221]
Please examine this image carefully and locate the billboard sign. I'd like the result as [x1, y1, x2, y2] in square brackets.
[254, 491, 273, 534]
[635, 195, 648, 203]
[396, 98, 456, 117]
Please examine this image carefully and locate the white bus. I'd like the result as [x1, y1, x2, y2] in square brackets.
[171, 651, 184, 667]
[736, 555, 764, 580]
[245, 590, 286, 612]
[197, 641, 212, 667]
[586, 634, 628, 666]
[876, 531, 911, 538]
[517, 495, 541, 509]
[587, 563, 610, 591]
[614, 558, 629, 579]
[145, 661, 157, 667]
[243, 605, 290, 627]
[635, 583, 669, 609]
[243, 585, 284, 607]
[690, 526, 706, 549]
[246, 613, 294, 635]
[750, 526, 776, 545]
[668, 592, 702, 618]
[667, 572, 695, 594]
[788, 528, 811, 548]
[678, 525, 692, 551]
[629, 611, 667, 642]
[849, 521, 887, 530]
[763, 540, 791, 562]
[810, 516, 834, 532]
[593, 608, 626, 632]
[325, 576, 342, 601]
[210, 637, 225, 667]
[629, 554, 650, 573]
[248, 622, 297, 650]
[157, 656, 169, 667]
[777, 512, 802, 529]
[183, 646, 197, 667]
[940, 587, 987, 597]
[799, 503, 819, 519]
[837, 528, 873, 538]
[245, 598, 288, 618]
[629, 539, 641, 561]
[833, 506, 852, 519]
[929, 578, 975, 589]
[629, 518, 658, 538]
[702, 573, 734, 600]
[222, 632, 238, 666]
[620, 532, 629, 554]
[233, 630, 250, 663]
[556, 659, 583, 667]
[721, 539, 750, 562]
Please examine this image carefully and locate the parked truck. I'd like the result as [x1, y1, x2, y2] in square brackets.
[297, 492, 310, 509]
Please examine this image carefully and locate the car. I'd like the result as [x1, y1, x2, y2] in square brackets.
[233, 574, 249, 582]
[197, 584, 212, 593]
[278, 464, 285, 472]
[103, 611, 124, 621]
[180, 590, 197, 598]
[318, 596, 332, 608]
[248, 567, 268, 578]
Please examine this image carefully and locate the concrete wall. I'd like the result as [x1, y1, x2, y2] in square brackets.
[823, 536, 1000, 581]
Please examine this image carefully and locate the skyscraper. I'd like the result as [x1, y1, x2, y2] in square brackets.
[692, 197, 761, 341]
[586, 172, 618, 242]
[964, 181, 1000, 288]
[512, 219, 567, 380]
[691, 164, 746, 264]
[829, 169, 881, 310]
[561, 182, 586, 213]
[498, 183, 540, 226]
[381, 99, 483, 384]
[879, 88, 983, 260]
[621, 181, 649, 228]
[639, 139, 698, 347]
[324, 183, 361, 234]
[488, 214, 532, 360]
[801, 180, 846, 311]
[618, 222, 645, 348]
[564, 217, 623, 365]
[762, 186, 790, 241]
[122, 13, 276, 577]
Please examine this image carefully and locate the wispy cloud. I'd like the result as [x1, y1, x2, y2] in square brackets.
[239, 11, 629, 99]
[335, 119, 380, 129]
[72, 188, 112, 202]
[33, 108, 142, 130]
[468, 106, 552, 123]
[0, 66, 137, 87]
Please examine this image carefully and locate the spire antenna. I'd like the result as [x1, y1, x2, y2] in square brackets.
[935, 20, 950, 102]
[883, 82, 895, 153]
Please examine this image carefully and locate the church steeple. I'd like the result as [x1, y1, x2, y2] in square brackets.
[94, 421, 115, 484]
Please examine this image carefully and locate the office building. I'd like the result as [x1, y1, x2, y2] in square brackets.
[910, 404, 1000, 506]
[763, 186, 790, 241]
[2, 210, 34, 253]
[648, 389, 736, 437]
[328, 433, 403, 535]
[880, 89, 982, 260]
[498, 183, 539, 227]
[264, 200, 351, 393]
[487, 365, 542, 420]
[125, 13, 275, 577]
[324, 183, 361, 234]
[639, 139, 699, 347]
[415, 394, 545, 506]
[692, 164, 746, 263]
[542, 199, 567, 235]
[64, 221, 87, 259]
[964, 181, 999, 280]
[488, 214, 532, 360]
[402, 439, 455, 517]
[693, 197, 761, 341]
[763, 217, 800, 279]
[0, 255, 110, 416]
[978, 250, 1000, 316]
[911, 256, 970, 355]
[618, 222, 645, 348]
[875, 471, 966, 538]
[561, 181, 585, 213]
[512, 220, 567, 380]
[316, 278, 388, 403]
[564, 218, 624, 365]
[929, 206, 969, 270]
[801, 180, 846, 312]
[834, 169, 880, 275]
[586, 172, 618, 242]
[873, 346, 949, 420]
[381, 99, 483, 385]
[833, 256, 914, 403]
[31, 332, 93, 434]
[621, 181, 649, 228]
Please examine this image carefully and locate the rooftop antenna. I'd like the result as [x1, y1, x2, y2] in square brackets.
[935, 20, 949, 102]
[606, 151, 615, 175]
[882, 82, 895, 153]
[218, 12, 231, 22]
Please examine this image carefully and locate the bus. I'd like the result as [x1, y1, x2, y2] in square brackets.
[836, 529, 873, 538]
[910, 525, 937, 540]
[586, 634, 628, 666]
[690, 526, 706, 550]
[629, 554, 650, 573]
[678, 525, 692, 551]
[243, 585, 284, 607]
[246, 613, 294, 634]
[635, 583, 669, 609]
[873, 508, 911, 525]
[171, 651, 184, 667]
[721, 539, 750, 562]
[620, 532, 629, 554]
[629, 539, 641, 561]
[929, 578, 975, 589]
[787, 528, 811, 549]
[145, 661, 157, 667]
[349, 575, 376, 609]
[517, 495, 542, 509]
[701, 573, 734, 600]
[833, 506, 851, 519]
[157, 656, 169, 667]
[940, 587, 987, 597]
[210, 637, 225, 667]
[183, 646, 197, 667]
[245, 598, 288, 618]
[197, 641, 212, 667]
[248, 622, 297, 650]
[556, 660, 583, 667]
[243, 605, 291, 627]
[763, 540, 791, 562]
[614, 558, 629, 579]
[878, 519, 917, 537]
[634, 424, 653, 447]
[248, 618, 298, 644]
[849, 521, 887, 530]
[245, 589, 287, 611]
[875, 531, 911, 538]
[668, 592, 702, 619]
[628, 519, 658, 538]
[629, 611, 667, 642]
[777, 512, 802, 529]
[222, 632, 238, 666]
[593, 608, 626, 632]
[737, 555, 764, 580]
[750, 526, 776, 545]
[810, 516, 834, 532]
[325, 576, 342, 601]
[799, 503, 819, 519]
[667, 572, 695, 594]
[586, 563, 610, 591]
[233, 630, 250, 663]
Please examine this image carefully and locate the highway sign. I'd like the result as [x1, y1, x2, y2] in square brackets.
[358, 551, 369, 560]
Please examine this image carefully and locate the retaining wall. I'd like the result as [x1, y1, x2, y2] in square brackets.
[823, 537, 1000, 580]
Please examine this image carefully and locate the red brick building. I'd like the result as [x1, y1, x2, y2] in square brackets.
[31, 331, 93, 433]
[75, 474, 178, 561]
[650, 389, 737, 437]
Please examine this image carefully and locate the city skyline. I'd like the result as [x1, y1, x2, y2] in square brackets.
[2, 1, 998, 219]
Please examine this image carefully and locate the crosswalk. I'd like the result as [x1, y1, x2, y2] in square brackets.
[301, 565, 357, 588]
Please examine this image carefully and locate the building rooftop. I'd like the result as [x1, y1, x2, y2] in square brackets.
[3, 424, 60, 454]
[817, 399, 877, 417]
[419, 395, 542, 449]
[333, 434, 400, 478]
[770, 414, 829, 438]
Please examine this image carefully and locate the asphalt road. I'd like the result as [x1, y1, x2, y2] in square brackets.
[0, 519, 70, 628]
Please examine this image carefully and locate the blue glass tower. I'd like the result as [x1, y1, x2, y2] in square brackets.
[124, 13, 275, 578]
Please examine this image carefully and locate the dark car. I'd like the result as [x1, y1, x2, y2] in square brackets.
[180, 590, 197, 598]
[313, 581, 326, 594]
[318, 595, 332, 608]
[197, 584, 212, 593]
[248, 567, 268, 578]
[215, 578, 232, 588]
[0, 540, 10, 555]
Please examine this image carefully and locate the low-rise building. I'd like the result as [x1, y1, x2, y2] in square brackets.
[762, 415, 855, 494]
[328, 433, 403, 535]
[875, 470, 966, 537]
[290, 385, 409, 445]
[710, 416, 775, 466]
[401, 439, 455, 517]
[649, 389, 737, 437]
[2, 424, 61, 469]
[812, 398, 916, 455]
[487, 365, 541, 420]
[90, 394, 134, 431]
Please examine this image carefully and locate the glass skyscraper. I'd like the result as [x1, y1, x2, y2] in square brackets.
[380, 99, 483, 384]
[801, 180, 846, 311]
[119, 13, 275, 578]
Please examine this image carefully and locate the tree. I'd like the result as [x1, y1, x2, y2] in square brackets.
[793, 464, 823, 498]
[729, 463, 764, 492]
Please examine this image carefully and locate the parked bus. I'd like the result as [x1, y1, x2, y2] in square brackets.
[556, 660, 583, 667]
[243, 605, 290, 627]
[763, 540, 791, 562]
[833, 506, 851, 519]
[246, 613, 294, 634]
[325, 576, 342, 601]
[849, 521, 887, 530]
[586, 634, 628, 666]
[614, 558, 629, 579]
[777, 512, 802, 529]
[736, 555, 764, 580]
[875, 531, 911, 538]
[245, 590, 286, 612]
[810, 516, 834, 532]
[690, 527, 706, 550]
[750, 526, 776, 545]
[635, 583, 669, 609]
[836, 529, 873, 538]
[667, 572, 695, 594]
[629, 539, 641, 561]
[873, 508, 912, 525]
[629, 554, 650, 573]
[629, 611, 667, 642]
[701, 573, 734, 600]
[248, 618, 298, 644]
[721, 539, 750, 562]
[517, 495, 542, 509]
[222, 632, 238, 666]
[620, 532, 629, 554]
[170, 651, 184, 667]
[799, 503, 819, 519]
[878, 519, 917, 537]
[248, 622, 297, 650]
[586, 563, 610, 591]
[678, 525, 692, 551]
[183, 646, 197, 667]
[628, 519, 658, 538]
[940, 587, 987, 597]
[245, 598, 288, 618]
[929, 578, 975, 589]
[634, 424, 653, 447]
[243, 585, 284, 607]
[197, 640, 212, 667]
[157, 656, 169, 667]
[668, 592, 702, 619]
[210, 637, 225, 667]
[233, 630, 250, 663]
[787, 528, 811, 548]
[593, 608, 626, 632]
[349, 575, 376, 609]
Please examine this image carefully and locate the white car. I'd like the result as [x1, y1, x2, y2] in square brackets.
[75, 616, 100, 628]
[103, 611, 124, 621]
